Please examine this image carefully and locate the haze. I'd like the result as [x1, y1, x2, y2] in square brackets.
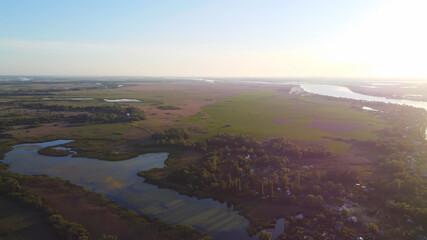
[1, 0, 426, 79]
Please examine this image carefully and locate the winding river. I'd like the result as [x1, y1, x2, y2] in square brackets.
[2, 140, 254, 240]
[300, 84, 427, 139]
[4, 83, 424, 239]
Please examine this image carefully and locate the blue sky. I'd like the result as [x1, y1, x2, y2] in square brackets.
[1, 0, 426, 78]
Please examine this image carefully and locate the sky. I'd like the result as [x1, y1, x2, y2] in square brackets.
[1, 0, 426, 79]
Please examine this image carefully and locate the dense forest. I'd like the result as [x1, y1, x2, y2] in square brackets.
[148, 126, 426, 239]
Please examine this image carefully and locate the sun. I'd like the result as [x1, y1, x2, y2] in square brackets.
[324, 0, 427, 79]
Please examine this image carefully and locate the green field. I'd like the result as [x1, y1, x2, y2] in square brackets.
[1, 84, 389, 157]
[181, 90, 388, 153]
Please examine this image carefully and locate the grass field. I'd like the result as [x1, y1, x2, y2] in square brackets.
[180, 90, 388, 153]
[2, 84, 389, 158]
[1, 81, 266, 160]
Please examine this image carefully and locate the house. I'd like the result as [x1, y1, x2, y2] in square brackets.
[347, 216, 358, 223]
[295, 214, 304, 219]
[332, 206, 342, 212]
[342, 203, 352, 209]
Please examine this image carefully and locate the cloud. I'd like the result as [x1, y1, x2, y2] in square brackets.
[104, 176, 124, 189]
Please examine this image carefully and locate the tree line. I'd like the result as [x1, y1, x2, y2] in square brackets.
[0, 104, 146, 130]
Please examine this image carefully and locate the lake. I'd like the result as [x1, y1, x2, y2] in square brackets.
[2, 140, 254, 240]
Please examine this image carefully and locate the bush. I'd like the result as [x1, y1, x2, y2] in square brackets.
[0, 176, 22, 193]
[259, 229, 273, 240]
[49, 214, 89, 240]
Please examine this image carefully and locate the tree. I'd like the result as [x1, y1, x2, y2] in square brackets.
[259, 230, 273, 240]
[366, 222, 379, 234]
[0, 176, 22, 193]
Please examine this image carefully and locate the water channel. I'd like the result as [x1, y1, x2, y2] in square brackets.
[3, 140, 254, 240]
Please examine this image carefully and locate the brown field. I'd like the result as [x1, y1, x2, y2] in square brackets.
[25, 178, 164, 240]
[272, 117, 294, 124]
[0, 197, 56, 240]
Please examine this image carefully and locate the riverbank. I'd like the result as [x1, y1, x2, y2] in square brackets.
[0, 162, 209, 240]
[2, 141, 251, 239]
[137, 144, 309, 236]
[140, 169, 306, 236]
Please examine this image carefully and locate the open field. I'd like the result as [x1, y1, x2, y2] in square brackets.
[2, 80, 388, 156]
[0, 80, 392, 165]
[1, 81, 269, 159]
[180, 90, 388, 153]
[5, 80, 381, 158]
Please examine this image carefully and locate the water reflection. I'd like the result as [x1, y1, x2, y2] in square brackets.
[300, 84, 427, 140]
[3, 140, 252, 240]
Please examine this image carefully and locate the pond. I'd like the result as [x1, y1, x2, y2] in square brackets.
[2, 140, 254, 240]
[103, 99, 141, 102]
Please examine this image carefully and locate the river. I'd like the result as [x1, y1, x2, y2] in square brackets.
[2, 140, 254, 240]
[300, 84, 427, 139]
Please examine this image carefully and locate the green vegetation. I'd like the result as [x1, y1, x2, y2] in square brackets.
[157, 105, 182, 110]
[142, 129, 356, 235]
[152, 127, 192, 146]
[1, 80, 426, 239]
[49, 214, 89, 240]
[0, 162, 209, 240]
[143, 111, 427, 239]
[22, 103, 146, 124]
[0, 197, 56, 240]
[38, 147, 71, 157]
[0, 103, 145, 132]
[0, 165, 87, 240]
[156, 132, 333, 202]
[181, 90, 388, 153]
